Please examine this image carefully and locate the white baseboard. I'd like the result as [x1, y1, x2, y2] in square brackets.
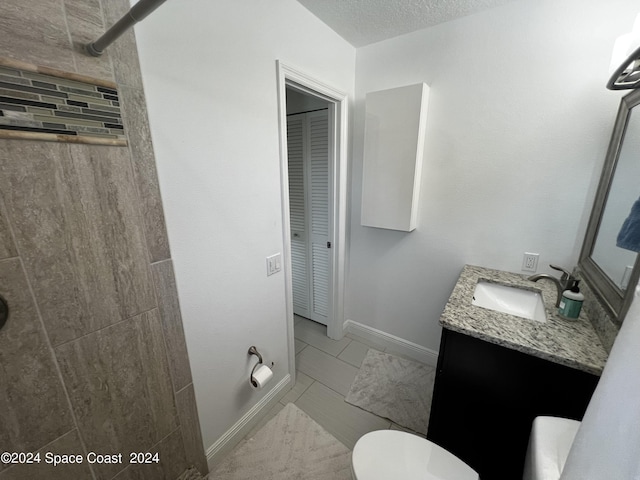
[343, 319, 439, 367]
[205, 374, 291, 470]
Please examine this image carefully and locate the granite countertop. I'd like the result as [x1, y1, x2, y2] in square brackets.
[440, 265, 609, 376]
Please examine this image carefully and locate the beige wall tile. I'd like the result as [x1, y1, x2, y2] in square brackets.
[112, 429, 187, 480]
[152, 429, 188, 480]
[55, 310, 178, 480]
[0, 142, 156, 345]
[101, 0, 144, 89]
[0, 200, 17, 260]
[121, 86, 171, 262]
[176, 385, 208, 476]
[63, 0, 115, 81]
[152, 260, 192, 391]
[0, 0, 75, 71]
[0, 3, 201, 479]
[0, 430, 93, 480]
[0, 259, 74, 469]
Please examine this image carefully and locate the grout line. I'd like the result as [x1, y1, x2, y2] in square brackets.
[279, 375, 315, 407]
[296, 357, 355, 398]
[292, 320, 399, 442]
[334, 337, 352, 357]
[297, 375, 315, 399]
[298, 343, 357, 369]
[174, 381, 193, 397]
[117, 84, 160, 267]
[59, 0, 79, 74]
[34, 428, 77, 452]
[295, 339, 308, 356]
[288, 380, 317, 408]
[16, 254, 98, 480]
[296, 377, 394, 434]
[0, 196, 20, 267]
[150, 257, 172, 267]
[0, 6, 169, 480]
[51, 304, 158, 350]
[148, 261, 180, 398]
[1, 194, 98, 479]
[112, 425, 185, 480]
[0, 428, 77, 476]
[295, 318, 352, 358]
[312, 378, 348, 398]
[148, 260, 197, 468]
[16, 192, 150, 463]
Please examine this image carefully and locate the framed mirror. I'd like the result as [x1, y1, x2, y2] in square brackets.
[580, 89, 640, 324]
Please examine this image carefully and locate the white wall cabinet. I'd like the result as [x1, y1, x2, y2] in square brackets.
[361, 83, 429, 232]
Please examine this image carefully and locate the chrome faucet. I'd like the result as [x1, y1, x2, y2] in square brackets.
[528, 264, 576, 307]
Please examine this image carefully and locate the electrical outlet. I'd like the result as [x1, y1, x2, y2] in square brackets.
[522, 253, 539, 272]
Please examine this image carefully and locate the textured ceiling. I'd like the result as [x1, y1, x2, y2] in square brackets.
[297, 0, 516, 47]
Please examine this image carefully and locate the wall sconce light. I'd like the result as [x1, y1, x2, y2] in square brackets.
[607, 15, 640, 90]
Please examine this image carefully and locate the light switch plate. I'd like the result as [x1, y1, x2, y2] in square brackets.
[266, 253, 282, 276]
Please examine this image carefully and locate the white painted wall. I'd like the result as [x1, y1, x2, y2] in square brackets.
[133, 0, 355, 455]
[133, 0, 639, 458]
[346, 0, 637, 352]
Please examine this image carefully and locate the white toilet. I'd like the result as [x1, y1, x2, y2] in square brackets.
[522, 416, 581, 480]
[351, 430, 479, 480]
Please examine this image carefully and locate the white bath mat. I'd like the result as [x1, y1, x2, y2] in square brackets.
[345, 349, 435, 435]
[209, 402, 352, 479]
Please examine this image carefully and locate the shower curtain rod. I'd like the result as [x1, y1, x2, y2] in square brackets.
[86, 0, 167, 57]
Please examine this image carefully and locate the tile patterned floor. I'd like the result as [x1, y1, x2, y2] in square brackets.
[250, 315, 424, 451]
[210, 315, 427, 478]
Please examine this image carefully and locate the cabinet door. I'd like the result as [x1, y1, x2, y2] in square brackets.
[427, 329, 599, 480]
[361, 83, 429, 232]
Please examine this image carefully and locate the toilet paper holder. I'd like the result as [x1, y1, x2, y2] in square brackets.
[248, 346, 274, 387]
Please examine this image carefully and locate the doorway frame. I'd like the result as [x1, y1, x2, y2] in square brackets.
[276, 61, 349, 379]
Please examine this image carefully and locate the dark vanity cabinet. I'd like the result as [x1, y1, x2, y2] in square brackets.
[427, 329, 600, 480]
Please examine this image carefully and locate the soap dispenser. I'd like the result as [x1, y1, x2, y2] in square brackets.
[558, 280, 584, 319]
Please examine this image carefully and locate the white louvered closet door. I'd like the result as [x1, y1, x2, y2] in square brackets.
[287, 110, 330, 325]
[287, 115, 309, 316]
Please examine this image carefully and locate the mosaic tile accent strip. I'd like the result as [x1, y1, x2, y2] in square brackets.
[0, 57, 126, 146]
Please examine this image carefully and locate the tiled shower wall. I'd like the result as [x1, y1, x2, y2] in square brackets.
[0, 1, 208, 479]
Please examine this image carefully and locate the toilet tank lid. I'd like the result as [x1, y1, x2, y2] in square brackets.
[527, 416, 581, 480]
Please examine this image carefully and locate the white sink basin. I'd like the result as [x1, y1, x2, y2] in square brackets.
[472, 280, 546, 322]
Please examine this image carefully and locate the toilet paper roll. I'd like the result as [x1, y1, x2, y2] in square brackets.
[251, 364, 274, 389]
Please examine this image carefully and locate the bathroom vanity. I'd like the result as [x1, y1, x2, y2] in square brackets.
[427, 265, 608, 480]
